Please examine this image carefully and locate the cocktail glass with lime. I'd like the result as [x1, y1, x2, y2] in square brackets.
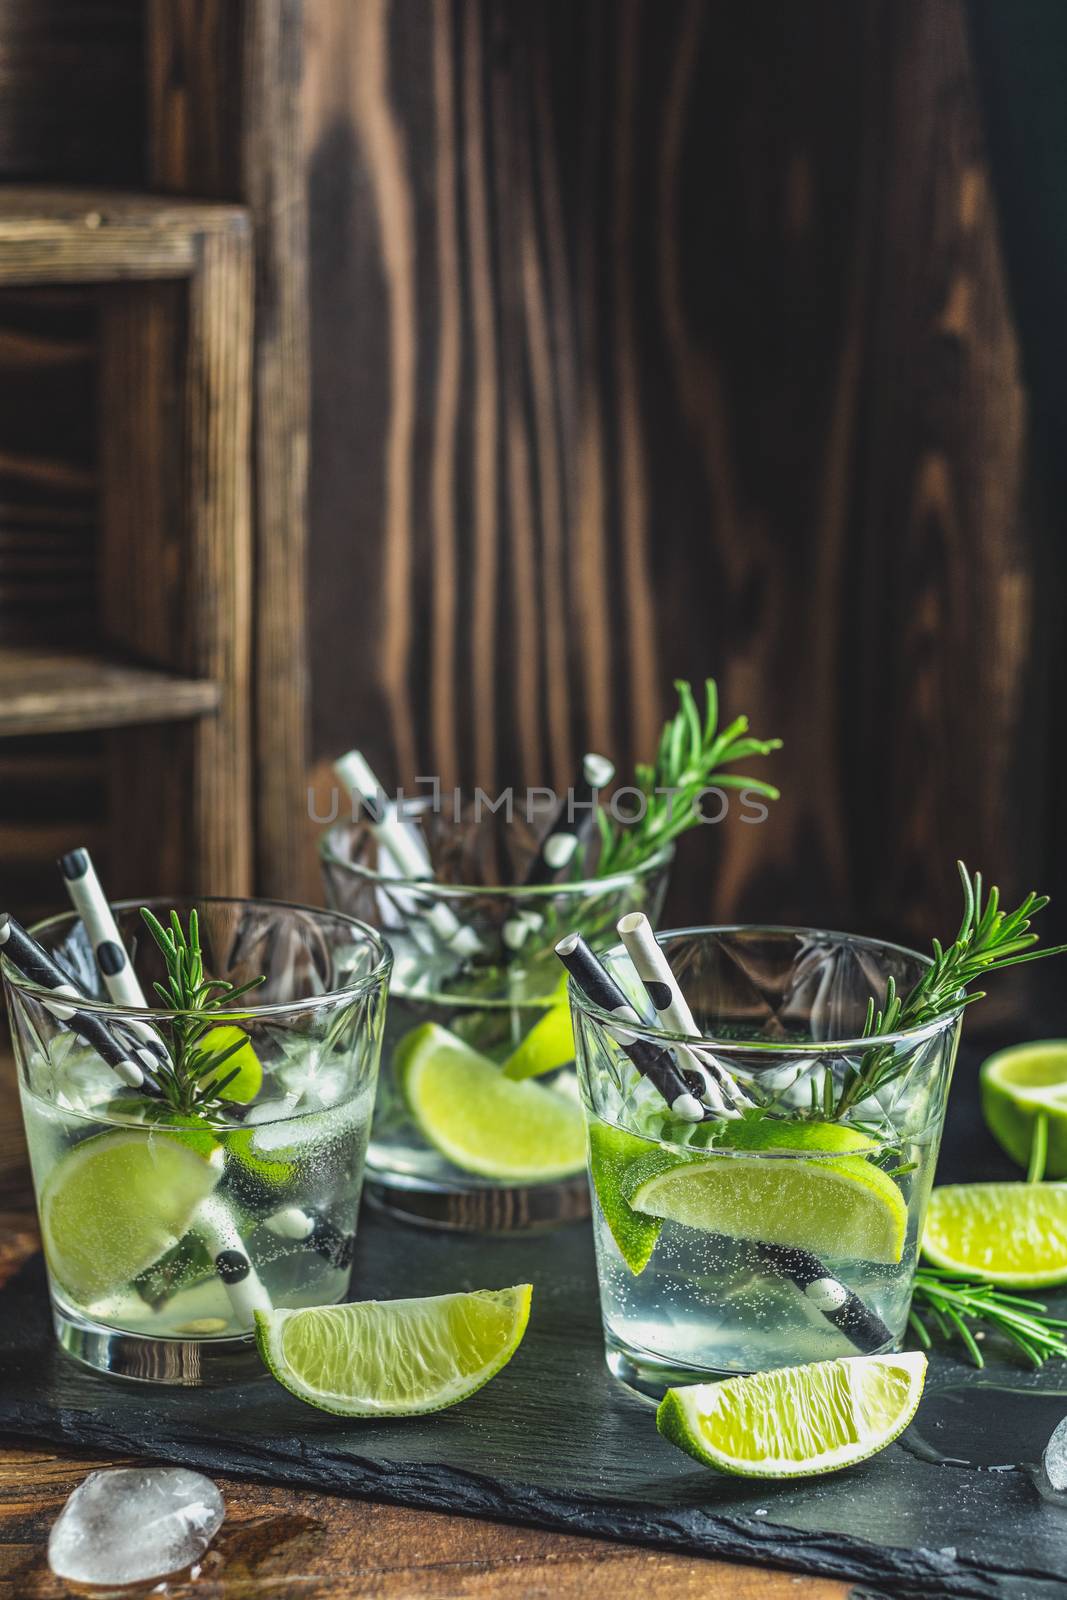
[569, 926, 961, 1398]
[4, 898, 391, 1383]
[321, 807, 672, 1229]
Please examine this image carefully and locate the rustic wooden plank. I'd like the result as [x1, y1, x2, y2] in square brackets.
[147, 0, 312, 901]
[303, 0, 1047, 961]
[0, 190, 248, 287]
[0, 645, 218, 735]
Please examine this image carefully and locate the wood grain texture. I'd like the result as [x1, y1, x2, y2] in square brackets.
[305, 0, 1052, 962]
[0, 645, 218, 734]
[147, 0, 312, 900]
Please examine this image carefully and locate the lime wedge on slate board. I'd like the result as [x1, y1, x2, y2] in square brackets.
[256, 1285, 532, 1416]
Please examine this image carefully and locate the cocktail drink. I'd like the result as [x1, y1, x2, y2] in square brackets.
[569, 927, 961, 1398]
[321, 807, 672, 1229]
[4, 898, 391, 1383]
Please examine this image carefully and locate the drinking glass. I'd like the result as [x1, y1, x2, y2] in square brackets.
[569, 926, 961, 1399]
[4, 898, 391, 1384]
[321, 806, 672, 1230]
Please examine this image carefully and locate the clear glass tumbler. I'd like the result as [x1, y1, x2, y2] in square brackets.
[4, 898, 391, 1384]
[322, 806, 672, 1230]
[569, 925, 961, 1399]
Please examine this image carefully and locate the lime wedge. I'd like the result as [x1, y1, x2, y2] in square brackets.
[396, 1023, 585, 1181]
[981, 1042, 1067, 1178]
[923, 1182, 1067, 1286]
[625, 1120, 907, 1264]
[588, 1123, 662, 1274]
[657, 1352, 926, 1478]
[501, 998, 575, 1081]
[40, 1130, 223, 1305]
[255, 1284, 532, 1415]
[198, 1024, 263, 1103]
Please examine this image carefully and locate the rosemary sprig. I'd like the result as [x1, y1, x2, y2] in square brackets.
[595, 679, 782, 876]
[141, 907, 265, 1118]
[911, 1266, 1067, 1368]
[831, 861, 1067, 1119]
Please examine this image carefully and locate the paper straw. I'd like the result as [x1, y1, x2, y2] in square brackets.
[334, 750, 480, 958]
[0, 913, 158, 1091]
[754, 1242, 892, 1353]
[193, 1192, 273, 1324]
[616, 913, 754, 1115]
[264, 1205, 354, 1269]
[57, 849, 169, 1066]
[523, 753, 615, 887]
[555, 933, 704, 1121]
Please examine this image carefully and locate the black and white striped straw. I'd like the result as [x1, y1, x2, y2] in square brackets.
[194, 1192, 273, 1325]
[334, 749, 480, 957]
[58, 848, 169, 1066]
[0, 913, 160, 1091]
[616, 912, 754, 1117]
[754, 1242, 893, 1353]
[523, 753, 615, 887]
[265, 1205, 354, 1270]
[555, 932, 705, 1122]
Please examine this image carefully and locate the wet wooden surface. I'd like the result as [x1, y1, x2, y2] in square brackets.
[0, 1065, 848, 1599]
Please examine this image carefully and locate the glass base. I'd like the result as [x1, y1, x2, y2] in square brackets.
[52, 1302, 266, 1386]
[604, 1331, 731, 1402]
[365, 1170, 590, 1232]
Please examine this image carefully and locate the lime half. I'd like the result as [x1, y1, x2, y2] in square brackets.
[40, 1129, 223, 1305]
[923, 1182, 1067, 1286]
[255, 1284, 532, 1415]
[396, 1023, 585, 1181]
[657, 1352, 926, 1478]
[588, 1123, 663, 1274]
[625, 1120, 907, 1265]
[981, 1042, 1067, 1178]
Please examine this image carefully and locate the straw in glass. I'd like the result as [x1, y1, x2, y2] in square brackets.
[616, 912, 754, 1116]
[0, 913, 159, 1092]
[334, 749, 480, 957]
[555, 933, 705, 1121]
[522, 753, 615, 886]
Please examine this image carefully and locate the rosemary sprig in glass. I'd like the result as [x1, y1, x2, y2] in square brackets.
[831, 862, 1067, 1120]
[141, 907, 265, 1119]
[911, 1266, 1067, 1368]
[595, 679, 782, 877]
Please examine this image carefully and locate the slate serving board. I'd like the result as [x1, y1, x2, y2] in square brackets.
[2, 1062, 1067, 1599]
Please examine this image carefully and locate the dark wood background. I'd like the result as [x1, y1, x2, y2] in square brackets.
[304, 0, 1064, 983]
[0, 0, 1060, 990]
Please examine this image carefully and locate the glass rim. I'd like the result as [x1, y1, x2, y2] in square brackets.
[3, 895, 393, 1022]
[319, 824, 675, 901]
[569, 923, 962, 1055]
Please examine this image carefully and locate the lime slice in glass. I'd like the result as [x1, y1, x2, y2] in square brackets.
[981, 1042, 1067, 1177]
[923, 1182, 1067, 1286]
[657, 1351, 926, 1478]
[40, 1129, 223, 1305]
[198, 1024, 263, 1103]
[501, 998, 575, 1081]
[255, 1284, 532, 1415]
[625, 1119, 907, 1264]
[587, 1122, 662, 1274]
[396, 1023, 585, 1181]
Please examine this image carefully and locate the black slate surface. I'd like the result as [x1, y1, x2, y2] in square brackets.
[2, 1049, 1067, 1600]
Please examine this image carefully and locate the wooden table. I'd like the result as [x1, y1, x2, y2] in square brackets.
[0, 1070, 851, 1599]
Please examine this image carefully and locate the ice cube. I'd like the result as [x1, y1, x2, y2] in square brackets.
[1038, 1416, 1067, 1504]
[48, 1467, 224, 1586]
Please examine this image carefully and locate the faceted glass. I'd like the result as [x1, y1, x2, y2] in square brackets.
[570, 926, 962, 1398]
[4, 898, 391, 1383]
[322, 806, 672, 1230]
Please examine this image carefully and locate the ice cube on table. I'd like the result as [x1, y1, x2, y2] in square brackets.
[48, 1467, 225, 1586]
[1038, 1416, 1067, 1505]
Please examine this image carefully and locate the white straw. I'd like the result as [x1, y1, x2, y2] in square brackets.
[334, 750, 480, 957]
[58, 849, 168, 1064]
[193, 1193, 274, 1325]
[616, 913, 754, 1115]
